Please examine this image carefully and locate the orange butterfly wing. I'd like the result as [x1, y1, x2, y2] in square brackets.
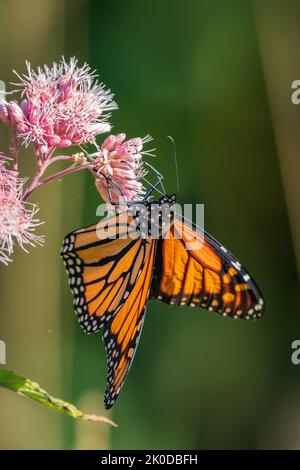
[61, 212, 145, 333]
[153, 216, 264, 319]
[61, 212, 156, 408]
[103, 237, 156, 408]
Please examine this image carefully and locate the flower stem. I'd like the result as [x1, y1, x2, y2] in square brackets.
[40, 162, 92, 185]
[23, 158, 93, 201]
[23, 160, 46, 200]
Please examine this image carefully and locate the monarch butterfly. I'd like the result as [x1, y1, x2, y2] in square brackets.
[61, 193, 264, 409]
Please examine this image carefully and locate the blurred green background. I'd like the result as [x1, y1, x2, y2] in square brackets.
[1, 0, 300, 450]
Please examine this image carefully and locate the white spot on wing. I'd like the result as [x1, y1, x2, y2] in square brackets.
[231, 261, 241, 271]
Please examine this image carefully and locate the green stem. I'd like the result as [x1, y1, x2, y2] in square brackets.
[0, 368, 117, 426]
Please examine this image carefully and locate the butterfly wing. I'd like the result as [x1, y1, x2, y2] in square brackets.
[61, 212, 146, 333]
[61, 211, 157, 408]
[103, 236, 156, 408]
[152, 215, 264, 319]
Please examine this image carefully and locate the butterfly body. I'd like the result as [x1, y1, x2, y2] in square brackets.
[61, 194, 264, 408]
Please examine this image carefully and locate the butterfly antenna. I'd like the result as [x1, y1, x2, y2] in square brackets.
[167, 135, 179, 196]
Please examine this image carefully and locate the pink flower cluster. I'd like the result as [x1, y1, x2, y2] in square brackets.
[0, 57, 154, 264]
[0, 159, 43, 265]
[93, 133, 151, 207]
[0, 58, 117, 154]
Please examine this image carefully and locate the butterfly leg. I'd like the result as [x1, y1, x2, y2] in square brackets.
[99, 171, 130, 207]
[143, 162, 165, 199]
[97, 163, 165, 207]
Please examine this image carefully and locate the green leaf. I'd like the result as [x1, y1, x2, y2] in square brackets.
[0, 368, 117, 427]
